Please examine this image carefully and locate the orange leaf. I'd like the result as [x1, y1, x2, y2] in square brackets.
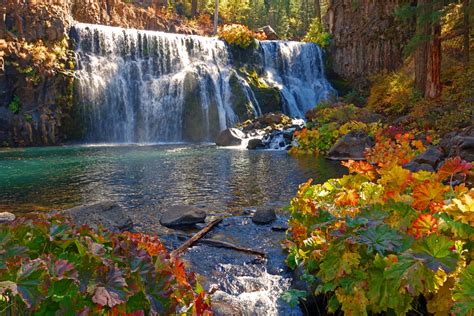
[412, 180, 449, 211]
[335, 189, 359, 207]
[410, 213, 438, 238]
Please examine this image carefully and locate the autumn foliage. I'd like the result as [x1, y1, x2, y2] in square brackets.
[0, 214, 211, 315]
[218, 24, 266, 49]
[285, 132, 474, 315]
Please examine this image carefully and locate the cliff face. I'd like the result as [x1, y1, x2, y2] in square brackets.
[325, 0, 413, 86]
[0, 0, 200, 146]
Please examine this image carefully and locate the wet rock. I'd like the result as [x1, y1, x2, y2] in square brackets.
[408, 146, 445, 168]
[247, 138, 264, 150]
[258, 25, 279, 40]
[64, 201, 133, 232]
[403, 162, 435, 173]
[160, 205, 206, 227]
[327, 131, 374, 160]
[0, 212, 16, 223]
[216, 128, 246, 146]
[271, 225, 288, 232]
[252, 208, 276, 224]
[440, 127, 474, 162]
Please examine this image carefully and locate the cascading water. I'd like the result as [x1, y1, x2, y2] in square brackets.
[260, 41, 336, 118]
[73, 23, 335, 143]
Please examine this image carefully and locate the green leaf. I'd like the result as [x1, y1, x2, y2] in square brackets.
[452, 263, 474, 315]
[15, 258, 49, 309]
[356, 224, 408, 255]
[281, 289, 307, 308]
[413, 234, 458, 273]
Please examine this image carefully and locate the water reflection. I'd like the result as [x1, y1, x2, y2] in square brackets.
[0, 145, 345, 213]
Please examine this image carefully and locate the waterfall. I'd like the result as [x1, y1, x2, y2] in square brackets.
[73, 23, 335, 143]
[260, 41, 336, 118]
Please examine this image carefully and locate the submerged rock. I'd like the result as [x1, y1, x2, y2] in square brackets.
[160, 205, 207, 227]
[216, 128, 246, 146]
[64, 201, 133, 232]
[327, 131, 374, 160]
[252, 208, 277, 224]
[247, 138, 264, 150]
[0, 212, 15, 223]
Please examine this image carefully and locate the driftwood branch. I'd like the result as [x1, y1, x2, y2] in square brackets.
[170, 218, 222, 260]
[198, 238, 266, 257]
[172, 232, 266, 257]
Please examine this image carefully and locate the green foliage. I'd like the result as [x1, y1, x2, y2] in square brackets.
[285, 132, 474, 314]
[303, 18, 331, 47]
[8, 96, 21, 114]
[0, 214, 211, 315]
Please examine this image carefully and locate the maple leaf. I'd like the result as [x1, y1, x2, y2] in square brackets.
[412, 181, 449, 211]
[378, 165, 412, 200]
[444, 189, 474, 225]
[436, 157, 472, 181]
[335, 189, 359, 207]
[409, 214, 438, 239]
[92, 266, 128, 308]
[342, 160, 376, 180]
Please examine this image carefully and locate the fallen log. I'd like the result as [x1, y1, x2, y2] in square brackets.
[170, 218, 222, 260]
[198, 238, 266, 257]
[172, 232, 266, 257]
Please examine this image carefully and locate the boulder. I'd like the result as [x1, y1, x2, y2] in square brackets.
[0, 212, 16, 223]
[215, 128, 246, 146]
[64, 201, 133, 232]
[403, 162, 435, 173]
[440, 127, 474, 162]
[252, 208, 276, 224]
[410, 146, 445, 168]
[258, 25, 279, 40]
[247, 138, 264, 150]
[327, 131, 374, 160]
[160, 205, 206, 227]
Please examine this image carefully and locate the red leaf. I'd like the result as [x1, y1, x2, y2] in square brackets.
[437, 157, 472, 181]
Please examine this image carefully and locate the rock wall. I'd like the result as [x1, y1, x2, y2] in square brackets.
[325, 0, 413, 86]
[0, 0, 200, 146]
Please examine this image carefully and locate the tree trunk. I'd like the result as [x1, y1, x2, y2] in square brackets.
[213, 0, 219, 35]
[191, 0, 198, 17]
[425, 0, 443, 99]
[414, 0, 431, 96]
[425, 15, 442, 98]
[463, 0, 470, 66]
[314, 0, 321, 20]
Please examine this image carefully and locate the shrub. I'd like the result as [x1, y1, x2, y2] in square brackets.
[367, 71, 418, 118]
[218, 24, 265, 49]
[0, 214, 211, 315]
[289, 115, 382, 155]
[302, 18, 331, 48]
[285, 132, 474, 315]
[8, 96, 21, 114]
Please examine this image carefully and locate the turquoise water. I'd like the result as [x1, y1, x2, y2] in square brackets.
[0, 144, 344, 213]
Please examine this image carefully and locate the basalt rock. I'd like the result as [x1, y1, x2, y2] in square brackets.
[216, 128, 246, 147]
[160, 205, 207, 227]
[327, 131, 374, 160]
[64, 201, 133, 232]
[440, 127, 474, 162]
